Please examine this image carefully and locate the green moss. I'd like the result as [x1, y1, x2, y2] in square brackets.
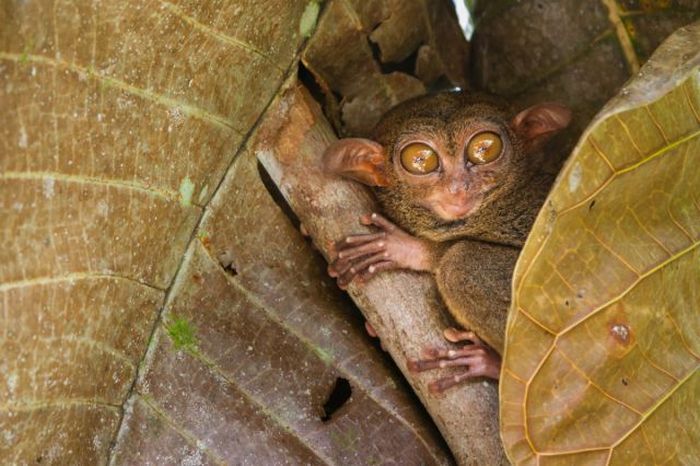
[299, 1, 320, 38]
[166, 315, 199, 352]
[179, 176, 195, 206]
[19, 40, 33, 64]
[330, 426, 359, 451]
[314, 346, 333, 365]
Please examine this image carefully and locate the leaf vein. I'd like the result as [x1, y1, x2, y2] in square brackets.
[0, 52, 238, 131]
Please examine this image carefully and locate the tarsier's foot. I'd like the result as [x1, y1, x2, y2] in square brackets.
[299, 223, 320, 251]
[364, 321, 386, 351]
[328, 213, 432, 288]
[408, 327, 501, 394]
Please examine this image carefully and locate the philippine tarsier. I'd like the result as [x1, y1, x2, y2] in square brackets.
[322, 92, 571, 392]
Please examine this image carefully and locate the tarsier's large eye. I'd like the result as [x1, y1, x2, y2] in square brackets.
[400, 143, 439, 175]
[466, 132, 503, 164]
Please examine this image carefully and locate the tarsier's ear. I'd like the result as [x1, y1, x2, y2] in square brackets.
[322, 138, 389, 187]
[511, 103, 572, 152]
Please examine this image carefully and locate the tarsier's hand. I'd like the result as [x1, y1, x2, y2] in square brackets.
[408, 327, 501, 394]
[328, 213, 433, 289]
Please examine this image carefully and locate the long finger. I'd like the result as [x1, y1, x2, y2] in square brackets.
[336, 239, 387, 261]
[355, 260, 396, 283]
[408, 356, 478, 372]
[329, 256, 363, 278]
[349, 260, 396, 286]
[330, 242, 385, 277]
[419, 345, 485, 361]
[337, 253, 388, 287]
[361, 212, 397, 232]
[428, 370, 477, 394]
[333, 250, 386, 279]
[339, 231, 387, 246]
[365, 321, 378, 338]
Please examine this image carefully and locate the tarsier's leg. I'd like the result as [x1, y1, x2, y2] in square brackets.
[408, 241, 519, 391]
[435, 241, 519, 355]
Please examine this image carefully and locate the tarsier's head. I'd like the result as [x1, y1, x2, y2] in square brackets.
[323, 92, 571, 242]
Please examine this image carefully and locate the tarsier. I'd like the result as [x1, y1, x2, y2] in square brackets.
[322, 92, 571, 393]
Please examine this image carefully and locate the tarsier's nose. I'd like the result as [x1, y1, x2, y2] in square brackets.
[448, 179, 468, 195]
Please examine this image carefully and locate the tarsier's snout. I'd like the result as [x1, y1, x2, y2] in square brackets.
[429, 184, 483, 221]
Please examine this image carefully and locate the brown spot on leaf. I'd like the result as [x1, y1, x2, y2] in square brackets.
[610, 322, 632, 345]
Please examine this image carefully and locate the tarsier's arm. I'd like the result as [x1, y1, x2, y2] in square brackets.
[328, 212, 438, 287]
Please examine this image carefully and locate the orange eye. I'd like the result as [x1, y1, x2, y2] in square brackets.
[466, 132, 503, 164]
[400, 143, 439, 175]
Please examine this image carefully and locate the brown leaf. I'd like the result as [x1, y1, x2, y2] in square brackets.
[500, 22, 700, 465]
[1, 1, 453, 464]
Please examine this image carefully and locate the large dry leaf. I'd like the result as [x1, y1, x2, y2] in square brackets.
[1, 0, 453, 463]
[111, 140, 450, 465]
[500, 22, 700, 465]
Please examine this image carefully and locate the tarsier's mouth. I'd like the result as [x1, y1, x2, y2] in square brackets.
[432, 194, 483, 221]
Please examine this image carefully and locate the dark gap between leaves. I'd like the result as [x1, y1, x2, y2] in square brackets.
[222, 263, 238, 277]
[257, 161, 301, 231]
[321, 377, 352, 422]
[428, 74, 457, 93]
[367, 38, 420, 76]
[256, 161, 333, 276]
[298, 61, 327, 109]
